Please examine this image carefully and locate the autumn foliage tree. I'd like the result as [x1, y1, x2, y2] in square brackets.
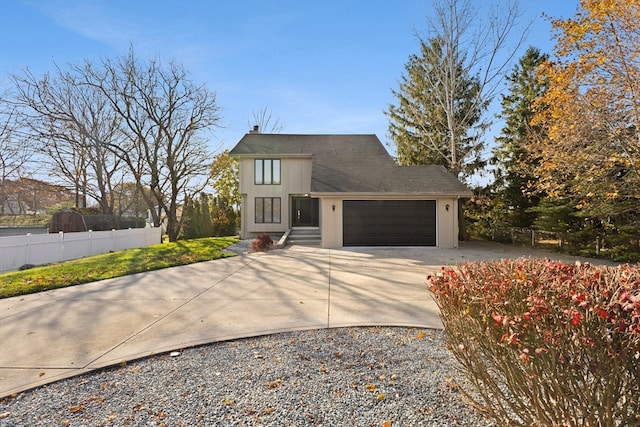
[210, 150, 240, 234]
[532, 0, 640, 253]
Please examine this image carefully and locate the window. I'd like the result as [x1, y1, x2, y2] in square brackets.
[255, 197, 281, 223]
[255, 159, 281, 185]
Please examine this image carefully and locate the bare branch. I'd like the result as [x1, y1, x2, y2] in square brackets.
[247, 107, 284, 133]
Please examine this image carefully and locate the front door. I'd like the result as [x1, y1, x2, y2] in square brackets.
[292, 197, 319, 227]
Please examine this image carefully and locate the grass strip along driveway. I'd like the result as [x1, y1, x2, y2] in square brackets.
[0, 236, 239, 299]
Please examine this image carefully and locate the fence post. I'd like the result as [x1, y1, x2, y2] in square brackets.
[59, 231, 64, 262]
[26, 233, 32, 266]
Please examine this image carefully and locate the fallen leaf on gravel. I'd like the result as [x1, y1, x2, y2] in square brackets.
[445, 376, 458, 391]
[87, 395, 105, 405]
[266, 378, 283, 388]
[377, 393, 385, 401]
[262, 408, 275, 415]
[0, 412, 10, 419]
[421, 407, 433, 415]
[365, 383, 377, 393]
[68, 405, 84, 413]
[132, 402, 146, 411]
[383, 420, 392, 427]
[417, 331, 425, 339]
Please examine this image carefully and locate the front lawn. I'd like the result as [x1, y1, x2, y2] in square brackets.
[0, 236, 239, 299]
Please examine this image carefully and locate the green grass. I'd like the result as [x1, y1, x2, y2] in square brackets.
[0, 236, 240, 299]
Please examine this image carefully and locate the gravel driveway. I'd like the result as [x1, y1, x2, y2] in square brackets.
[0, 327, 495, 426]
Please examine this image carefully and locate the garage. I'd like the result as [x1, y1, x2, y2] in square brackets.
[343, 200, 436, 246]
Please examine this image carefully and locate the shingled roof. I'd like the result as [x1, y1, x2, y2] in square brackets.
[230, 133, 472, 196]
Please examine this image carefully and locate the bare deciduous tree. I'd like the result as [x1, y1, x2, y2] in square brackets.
[247, 107, 284, 133]
[76, 48, 222, 241]
[0, 96, 37, 215]
[8, 67, 123, 215]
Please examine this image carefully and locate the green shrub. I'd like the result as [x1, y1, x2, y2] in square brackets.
[428, 259, 640, 426]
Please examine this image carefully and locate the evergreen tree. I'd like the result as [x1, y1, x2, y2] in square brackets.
[179, 196, 197, 240]
[179, 192, 217, 239]
[386, 36, 488, 180]
[199, 192, 215, 237]
[492, 47, 549, 228]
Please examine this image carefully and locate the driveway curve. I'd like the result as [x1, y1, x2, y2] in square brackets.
[0, 241, 614, 398]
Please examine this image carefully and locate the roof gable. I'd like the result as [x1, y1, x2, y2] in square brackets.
[230, 133, 471, 196]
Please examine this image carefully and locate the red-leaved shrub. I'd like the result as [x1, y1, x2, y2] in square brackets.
[250, 233, 274, 252]
[428, 258, 640, 426]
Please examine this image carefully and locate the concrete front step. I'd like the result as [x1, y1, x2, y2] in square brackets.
[288, 241, 321, 246]
[287, 236, 321, 245]
[288, 236, 321, 240]
[290, 227, 320, 235]
[287, 227, 321, 246]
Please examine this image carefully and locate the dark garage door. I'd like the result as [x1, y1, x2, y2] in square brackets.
[343, 200, 436, 246]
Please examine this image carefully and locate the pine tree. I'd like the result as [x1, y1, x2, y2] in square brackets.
[492, 47, 549, 228]
[199, 192, 214, 237]
[387, 36, 487, 180]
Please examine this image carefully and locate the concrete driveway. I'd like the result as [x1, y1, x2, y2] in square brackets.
[0, 242, 607, 398]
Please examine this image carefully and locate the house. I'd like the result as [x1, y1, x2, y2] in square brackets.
[229, 129, 472, 248]
[1, 197, 31, 215]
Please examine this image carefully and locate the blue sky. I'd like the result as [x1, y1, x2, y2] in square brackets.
[0, 0, 578, 164]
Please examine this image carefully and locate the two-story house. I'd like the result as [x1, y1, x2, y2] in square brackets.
[229, 129, 472, 248]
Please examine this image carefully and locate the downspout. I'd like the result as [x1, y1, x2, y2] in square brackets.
[454, 196, 460, 249]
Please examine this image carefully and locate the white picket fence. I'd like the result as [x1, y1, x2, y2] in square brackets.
[0, 227, 162, 273]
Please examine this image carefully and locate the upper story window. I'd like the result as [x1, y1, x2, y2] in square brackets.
[255, 159, 281, 185]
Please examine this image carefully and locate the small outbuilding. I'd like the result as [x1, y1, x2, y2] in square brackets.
[49, 208, 145, 233]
